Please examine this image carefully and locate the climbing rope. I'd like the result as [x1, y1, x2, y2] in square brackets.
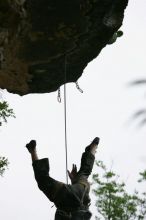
[64, 55, 69, 184]
[57, 56, 84, 184]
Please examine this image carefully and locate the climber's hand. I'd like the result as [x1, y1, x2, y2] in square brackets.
[26, 140, 36, 153]
[68, 164, 78, 182]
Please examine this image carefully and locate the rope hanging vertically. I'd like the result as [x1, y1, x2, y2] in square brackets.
[64, 55, 68, 184]
[57, 56, 83, 184]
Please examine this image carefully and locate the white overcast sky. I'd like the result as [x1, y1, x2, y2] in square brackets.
[0, 1, 146, 219]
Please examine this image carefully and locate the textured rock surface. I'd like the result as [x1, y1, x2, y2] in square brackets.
[0, 0, 128, 95]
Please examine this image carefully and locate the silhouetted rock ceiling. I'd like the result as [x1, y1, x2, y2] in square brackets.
[0, 0, 128, 95]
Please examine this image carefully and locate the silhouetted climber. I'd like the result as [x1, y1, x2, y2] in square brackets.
[25, 137, 100, 220]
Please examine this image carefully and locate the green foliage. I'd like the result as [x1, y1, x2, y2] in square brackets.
[138, 170, 146, 182]
[117, 30, 123, 38]
[0, 101, 15, 126]
[0, 156, 9, 176]
[93, 160, 146, 220]
[0, 101, 15, 176]
[130, 79, 146, 127]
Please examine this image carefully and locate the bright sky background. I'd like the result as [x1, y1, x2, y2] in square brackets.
[0, 1, 146, 219]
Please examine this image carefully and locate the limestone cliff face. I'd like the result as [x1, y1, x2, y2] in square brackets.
[0, 0, 128, 95]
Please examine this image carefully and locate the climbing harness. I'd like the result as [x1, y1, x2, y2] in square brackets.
[55, 183, 91, 219]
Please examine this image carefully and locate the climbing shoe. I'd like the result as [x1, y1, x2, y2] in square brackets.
[85, 137, 100, 152]
[91, 137, 100, 145]
[26, 140, 36, 152]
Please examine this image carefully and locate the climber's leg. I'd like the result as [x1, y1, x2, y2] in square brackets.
[26, 140, 64, 202]
[77, 137, 100, 180]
